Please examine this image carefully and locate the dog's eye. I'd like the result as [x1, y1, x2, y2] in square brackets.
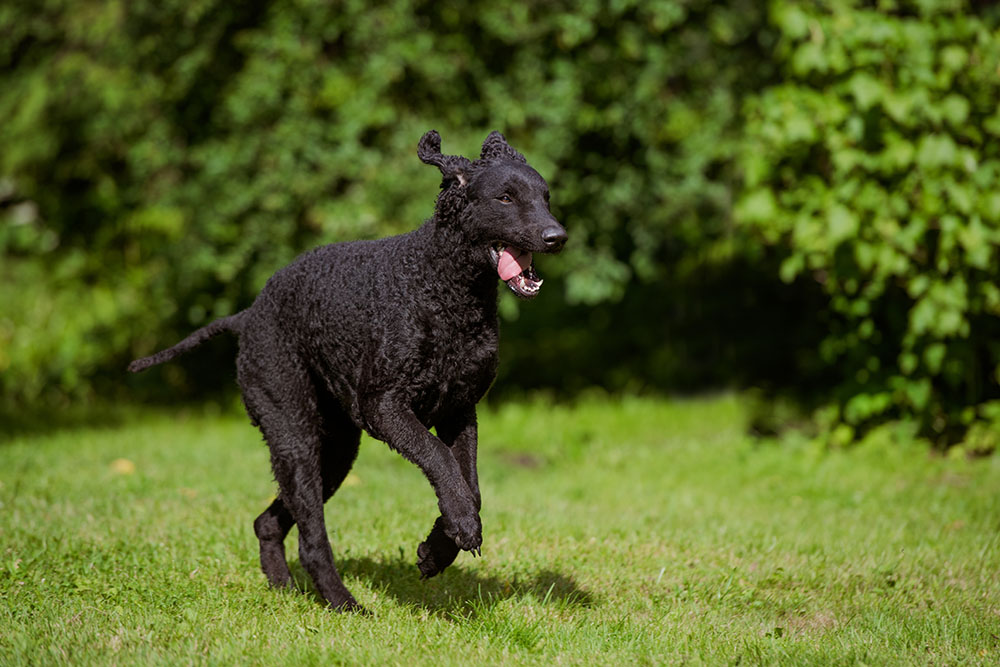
[496, 194, 513, 204]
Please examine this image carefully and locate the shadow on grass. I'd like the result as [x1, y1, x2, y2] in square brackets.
[0, 400, 237, 441]
[288, 554, 594, 617]
[0, 404, 131, 440]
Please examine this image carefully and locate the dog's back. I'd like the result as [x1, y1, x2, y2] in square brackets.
[240, 224, 500, 429]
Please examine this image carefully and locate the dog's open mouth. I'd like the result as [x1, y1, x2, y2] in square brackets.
[490, 244, 543, 299]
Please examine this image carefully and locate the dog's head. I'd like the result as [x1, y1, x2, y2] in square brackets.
[418, 130, 567, 299]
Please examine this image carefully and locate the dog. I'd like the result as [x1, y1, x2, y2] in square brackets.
[129, 130, 567, 611]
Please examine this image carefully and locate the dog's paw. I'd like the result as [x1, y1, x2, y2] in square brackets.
[329, 596, 370, 615]
[441, 511, 482, 552]
[417, 539, 457, 579]
[417, 515, 462, 578]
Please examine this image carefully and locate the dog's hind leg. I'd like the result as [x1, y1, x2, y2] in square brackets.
[254, 497, 295, 588]
[242, 357, 361, 612]
[251, 407, 361, 589]
[271, 443, 361, 611]
[318, 404, 363, 502]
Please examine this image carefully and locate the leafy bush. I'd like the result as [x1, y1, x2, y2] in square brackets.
[737, 0, 1000, 444]
[1, 0, 776, 405]
[4, 0, 999, 447]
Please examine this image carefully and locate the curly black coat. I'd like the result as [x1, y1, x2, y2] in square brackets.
[129, 130, 567, 612]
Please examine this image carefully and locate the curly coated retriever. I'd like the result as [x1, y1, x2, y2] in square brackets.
[128, 130, 567, 612]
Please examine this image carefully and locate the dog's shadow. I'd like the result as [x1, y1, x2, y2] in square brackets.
[289, 553, 594, 617]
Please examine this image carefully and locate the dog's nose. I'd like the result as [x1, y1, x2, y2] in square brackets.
[541, 225, 567, 250]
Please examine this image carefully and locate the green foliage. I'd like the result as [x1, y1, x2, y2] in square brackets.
[3, 0, 1000, 445]
[737, 0, 1000, 443]
[1, 0, 771, 405]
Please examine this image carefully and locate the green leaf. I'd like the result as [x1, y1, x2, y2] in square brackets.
[916, 134, 957, 169]
[939, 44, 967, 72]
[939, 94, 969, 126]
[773, 1, 810, 39]
[984, 113, 1000, 137]
[848, 72, 884, 110]
[735, 188, 778, 224]
[779, 253, 804, 284]
[899, 352, 918, 375]
[828, 204, 859, 247]
[923, 342, 947, 374]
[792, 42, 828, 75]
[905, 378, 932, 410]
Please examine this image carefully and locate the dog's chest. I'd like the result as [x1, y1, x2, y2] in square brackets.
[410, 319, 499, 418]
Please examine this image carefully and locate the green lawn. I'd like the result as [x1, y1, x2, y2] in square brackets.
[2, 395, 998, 664]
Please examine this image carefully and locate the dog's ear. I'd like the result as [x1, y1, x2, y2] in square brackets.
[418, 130, 471, 187]
[480, 130, 527, 164]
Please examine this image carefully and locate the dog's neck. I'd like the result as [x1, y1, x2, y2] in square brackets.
[412, 217, 499, 310]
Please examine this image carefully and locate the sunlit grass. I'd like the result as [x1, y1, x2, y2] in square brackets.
[2, 395, 998, 664]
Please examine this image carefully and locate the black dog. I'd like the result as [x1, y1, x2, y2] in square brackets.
[129, 130, 566, 612]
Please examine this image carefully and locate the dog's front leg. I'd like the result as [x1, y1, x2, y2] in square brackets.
[361, 394, 482, 555]
[416, 409, 480, 577]
[437, 408, 480, 509]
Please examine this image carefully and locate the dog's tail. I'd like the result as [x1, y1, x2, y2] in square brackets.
[127, 312, 246, 373]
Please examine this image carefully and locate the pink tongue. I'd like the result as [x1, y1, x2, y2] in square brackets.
[497, 247, 532, 281]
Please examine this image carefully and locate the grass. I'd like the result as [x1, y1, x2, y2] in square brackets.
[1, 394, 999, 665]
